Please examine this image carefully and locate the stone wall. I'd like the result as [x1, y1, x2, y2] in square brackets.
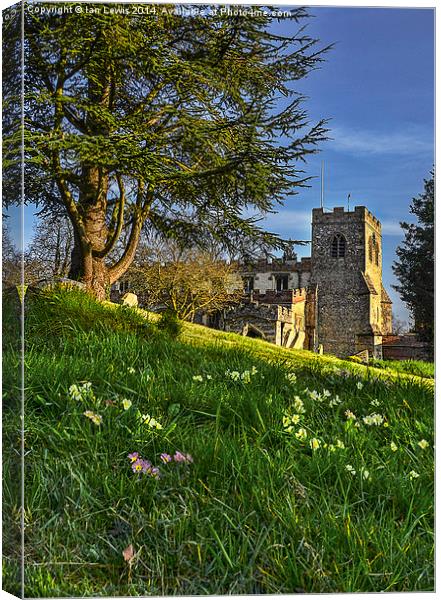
[310, 206, 383, 358]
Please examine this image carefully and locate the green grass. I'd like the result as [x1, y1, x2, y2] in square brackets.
[369, 358, 434, 379]
[3, 288, 434, 595]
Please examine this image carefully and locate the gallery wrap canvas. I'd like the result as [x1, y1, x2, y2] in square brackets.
[2, 1, 435, 597]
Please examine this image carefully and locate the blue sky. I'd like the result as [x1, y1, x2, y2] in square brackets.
[6, 4, 434, 324]
[260, 6, 435, 324]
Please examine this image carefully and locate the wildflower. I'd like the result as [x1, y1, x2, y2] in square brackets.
[160, 452, 172, 463]
[345, 409, 357, 421]
[370, 399, 380, 407]
[356, 381, 363, 390]
[132, 459, 144, 473]
[418, 439, 429, 450]
[329, 395, 342, 407]
[173, 451, 193, 463]
[251, 366, 258, 375]
[206, 375, 213, 380]
[293, 396, 305, 413]
[323, 389, 331, 398]
[310, 438, 321, 451]
[141, 414, 163, 430]
[226, 370, 240, 381]
[409, 470, 420, 480]
[192, 375, 203, 382]
[122, 398, 132, 411]
[286, 372, 297, 383]
[328, 444, 336, 452]
[362, 413, 384, 426]
[362, 469, 370, 480]
[336, 439, 345, 449]
[83, 410, 102, 425]
[127, 367, 136, 374]
[128, 452, 139, 462]
[295, 428, 308, 440]
[390, 441, 398, 452]
[346, 464, 356, 475]
[148, 466, 161, 478]
[69, 382, 93, 401]
[241, 370, 251, 384]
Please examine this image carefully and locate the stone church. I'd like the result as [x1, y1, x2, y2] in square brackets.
[214, 205, 392, 359]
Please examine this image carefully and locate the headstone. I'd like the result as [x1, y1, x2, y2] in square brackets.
[122, 292, 138, 307]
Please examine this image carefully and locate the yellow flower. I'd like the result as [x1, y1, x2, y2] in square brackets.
[336, 439, 345, 449]
[310, 438, 321, 451]
[418, 439, 429, 450]
[291, 414, 301, 425]
[295, 428, 307, 440]
[409, 470, 420, 480]
[390, 441, 398, 452]
[283, 415, 291, 428]
[122, 398, 132, 411]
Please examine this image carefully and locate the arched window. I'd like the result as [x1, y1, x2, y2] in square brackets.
[369, 233, 379, 266]
[331, 234, 346, 258]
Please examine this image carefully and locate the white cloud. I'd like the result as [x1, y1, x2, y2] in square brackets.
[329, 126, 433, 156]
[381, 220, 405, 236]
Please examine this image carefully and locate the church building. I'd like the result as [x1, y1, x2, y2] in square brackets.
[218, 205, 392, 359]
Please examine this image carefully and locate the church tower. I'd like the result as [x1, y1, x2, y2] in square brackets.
[310, 206, 391, 358]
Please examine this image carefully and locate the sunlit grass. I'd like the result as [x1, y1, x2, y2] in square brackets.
[3, 288, 434, 595]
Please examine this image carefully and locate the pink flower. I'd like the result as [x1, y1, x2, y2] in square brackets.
[173, 451, 193, 464]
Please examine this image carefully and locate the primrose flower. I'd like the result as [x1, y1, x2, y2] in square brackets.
[310, 438, 321, 451]
[226, 370, 240, 381]
[323, 389, 331, 398]
[336, 439, 345, 449]
[293, 397, 305, 413]
[362, 413, 384, 426]
[418, 439, 429, 450]
[295, 428, 308, 440]
[370, 399, 380, 407]
[128, 452, 139, 462]
[241, 370, 251, 384]
[409, 470, 420, 480]
[192, 375, 203, 382]
[356, 381, 363, 390]
[346, 464, 356, 475]
[122, 398, 132, 411]
[127, 367, 136, 374]
[83, 410, 102, 425]
[160, 452, 172, 463]
[69, 382, 93, 401]
[390, 441, 398, 452]
[141, 414, 163, 430]
[206, 375, 213, 380]
[329, 395, 342, 407]
[345, 409, 357, 421]
[251, 366, 258, 375]
[286, 372, 297, 383]
[362, 469, 370, 480]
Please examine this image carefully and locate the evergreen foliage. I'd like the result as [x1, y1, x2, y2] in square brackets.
[392, 171, 434, 344]
[3, 5, 329, 297]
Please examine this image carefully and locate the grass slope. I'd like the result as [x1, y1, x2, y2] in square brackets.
[3, 289, 434, 596]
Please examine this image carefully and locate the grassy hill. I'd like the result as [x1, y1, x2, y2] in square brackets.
[3, 288, 434, 595]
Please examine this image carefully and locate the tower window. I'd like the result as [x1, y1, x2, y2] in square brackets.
[369, 234, 379, 265]
[275, 275, 289, 291]
[243, 277, 254, 293]
[331, 234, 346, 258]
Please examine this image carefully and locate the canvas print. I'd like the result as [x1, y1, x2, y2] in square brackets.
[2, 1, 434, 596]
